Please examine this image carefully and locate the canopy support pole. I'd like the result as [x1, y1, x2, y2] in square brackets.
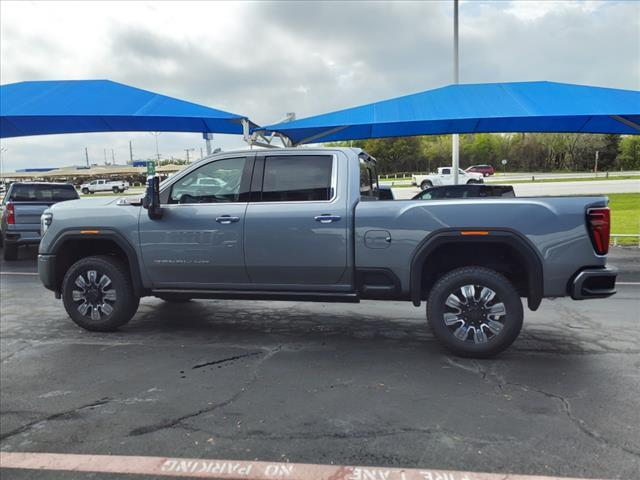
[452, 0, 460, 185]
[293, 125, 350, 146]
[202, 133, 213, 155]
[243, 119, 291, 148]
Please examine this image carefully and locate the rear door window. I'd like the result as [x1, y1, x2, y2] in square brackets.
[261, 155, 333, 202]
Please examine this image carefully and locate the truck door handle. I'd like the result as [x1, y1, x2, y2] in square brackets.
[314, 214, 341, 224]
[216, 215, 240, 224]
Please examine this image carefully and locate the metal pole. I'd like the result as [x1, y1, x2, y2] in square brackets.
[150, 132, 161, 161]
[129, 141, 134, 164]
[0, 147, 6, 183]
[203, 133, 213, 155]
[452, 0, 460, 185]
[85, 147, 89, 167]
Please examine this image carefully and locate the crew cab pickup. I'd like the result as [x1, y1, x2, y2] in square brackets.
[81, 179, 129, 194]
[37, 148, 616, 357]
[412, 167, 484, 190]
[1, 182, 79, 260]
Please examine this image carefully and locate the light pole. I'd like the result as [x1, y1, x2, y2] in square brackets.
[452, 0, 460, 185]
[150, 132, 161, 161]
[185, 148, 195, 163]
[0, 147, 6, 184]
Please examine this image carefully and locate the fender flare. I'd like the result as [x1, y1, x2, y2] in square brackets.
[409, 228, 544, 311]
[48, 228, 145, 296]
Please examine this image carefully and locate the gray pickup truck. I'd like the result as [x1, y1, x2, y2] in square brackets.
[1, 182, 79, 260]
[37, 148, 616, 357]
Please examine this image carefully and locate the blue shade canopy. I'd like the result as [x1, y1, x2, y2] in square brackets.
[0, 80, 251, 138]
[264, 81, 640, 145]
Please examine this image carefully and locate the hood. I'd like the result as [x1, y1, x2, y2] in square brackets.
[50, 196, 119, 211]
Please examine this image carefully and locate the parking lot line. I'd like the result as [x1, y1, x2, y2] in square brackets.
[0, 451, 602, 480]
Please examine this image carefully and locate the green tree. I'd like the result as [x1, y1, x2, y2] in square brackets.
[618, 136, 640, 170]
[598, 134, 621, 171]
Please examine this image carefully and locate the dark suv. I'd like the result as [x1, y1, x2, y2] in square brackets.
[1, 182, 79, 260]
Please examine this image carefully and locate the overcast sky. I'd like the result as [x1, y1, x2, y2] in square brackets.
[1, 0, 638, 171]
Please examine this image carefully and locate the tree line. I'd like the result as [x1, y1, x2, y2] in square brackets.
[328, 133, 640, 174]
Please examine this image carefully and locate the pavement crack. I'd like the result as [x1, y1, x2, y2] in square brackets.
[192, 351, 261, 370]
[0, 398, 111, 443]
[129, 346, 281, 437]
[0, 343, 32, 363]
[444, 357, 640, 458]
[507, 381, 640, 459]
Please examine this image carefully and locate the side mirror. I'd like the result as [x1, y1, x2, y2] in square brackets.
[143, 176, 163, 220]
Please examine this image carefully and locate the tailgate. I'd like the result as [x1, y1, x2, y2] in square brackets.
[13, 202, 54, 225]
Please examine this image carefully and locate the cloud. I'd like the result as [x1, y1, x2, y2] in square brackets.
[0, 0, 638, 171]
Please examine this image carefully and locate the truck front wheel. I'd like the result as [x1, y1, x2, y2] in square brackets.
[61, 255, 140, 332]
[81, 188, 89, 194]
[427, 266, 523, 358]
[112, 186, 119, 193]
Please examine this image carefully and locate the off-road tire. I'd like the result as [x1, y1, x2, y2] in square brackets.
[62, 255, 140, 332]
[427, 266, 523, 358]
[420, 180, 433, 190]
[3, 243, 18, 261]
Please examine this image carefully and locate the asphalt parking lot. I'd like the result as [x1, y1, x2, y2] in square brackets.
[1, 247, 639, 479]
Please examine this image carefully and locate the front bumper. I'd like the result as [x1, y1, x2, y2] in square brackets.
[570, 267, 617, 300]
[38, 254, 57, 292]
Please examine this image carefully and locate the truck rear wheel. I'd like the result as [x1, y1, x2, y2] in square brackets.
[81, 188, 89, 194]
[427, 266, 523, 357]
[420, 180, 433, 190]
[61, 255, 140, 332]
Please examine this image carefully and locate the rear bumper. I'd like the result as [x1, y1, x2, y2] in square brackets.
[570, 267, 617, 300]
[38, 254, 57, 291]
[3, 227, 41, 245]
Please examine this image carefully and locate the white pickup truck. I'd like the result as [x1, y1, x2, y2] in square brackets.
[412, 167, 484, 190]
[81, 179, 129, 194]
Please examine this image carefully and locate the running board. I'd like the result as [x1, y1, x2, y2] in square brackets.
[151, 289, 361, 303]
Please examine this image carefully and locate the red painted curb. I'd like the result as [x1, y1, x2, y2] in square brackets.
[0, 452, 604, 480]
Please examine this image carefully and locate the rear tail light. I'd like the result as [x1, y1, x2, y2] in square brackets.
[6, 202, 15, 225]
[587, 207, 610, 255]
